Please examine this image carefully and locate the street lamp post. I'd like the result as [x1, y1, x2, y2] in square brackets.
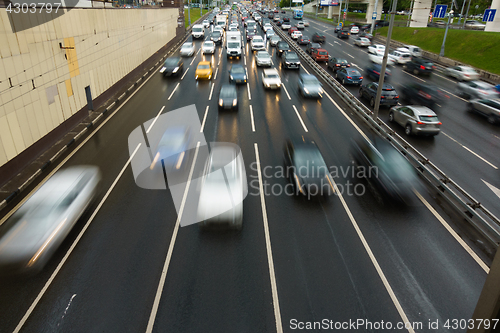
[370, 0, 379, 34]
[188, 0, 191, 26]
[439, 9, 453, 57]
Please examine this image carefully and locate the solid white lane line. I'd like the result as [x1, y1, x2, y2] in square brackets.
[302, 66, 310, 75]
[146, 142, 201, 333]
[168, 83, 180, 100]
[433, 72, 456, 83]
[208, 82, 215, 100]
[352, 63, 362, 70]
[482, 179, 500, 200]
[250, 105, 256, 132]
[146, 106, 165, 134]
[440, 88, 468, 102]
[282, 83, 292, 100]
[244, 55, 247, 65]
[200, 106, 210, 133]
[327, 42, 334, 47]
[324, 91, 371, 143]
[402, 71, 426, 82]
[253, 143, 283, 333]
[414, 190, 489, 273]
[344, 52, 355, 59]
[13, 143, 143, 333]
[441, 132, 498, 169]
[247, 82, 252, 100]
[292, 105, 308, 132]
[332, 179, 415, 333]
[214, 67, 219, 80]
[181, 67, 189, 80]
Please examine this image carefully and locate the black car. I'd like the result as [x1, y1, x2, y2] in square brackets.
[350, 136, 417, 204]
[359, 31, 373, 40]
[229, 64, 247, 84]
[306, 42, 322, 54]
[282, 51, 301, 69]
[218, 84, 238, 111]
[359, 24, 371, 31]
[404, 57, 435, 76]
[277, 41, 290, 56]
[283, 137, 334, 198]
[246, 30, 257, 41]
[283, 17, 290, 22]
[211, 31, 222, 44]
[375, 20, 390, 27]
[365, 64, 391, 81]
[359, 82, 399, 107]
[160, 57, 183, 77]
[337, 29, 350, 39]
[327, 57, 350, 72]
[276, 19, 283, 26]
[400, 83, 448, 109]
[298, 35, 310, 45]
[311, 31, 326, 43]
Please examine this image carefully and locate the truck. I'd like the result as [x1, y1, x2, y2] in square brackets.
[192, 24, 205, 39]
[216, 14, 227, 30]
[226, 31, 242, 59]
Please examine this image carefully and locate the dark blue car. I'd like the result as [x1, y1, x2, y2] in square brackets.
[229, 65, 247, 84]
[365, 64, 391, 82]
[336, 68, 363, 86]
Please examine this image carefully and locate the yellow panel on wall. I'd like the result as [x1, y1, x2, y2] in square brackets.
[64, 37, 80, 78]
[65, 79, 73, 97]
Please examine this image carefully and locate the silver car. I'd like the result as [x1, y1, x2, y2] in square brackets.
[0, 166, 101, 274]
[255, 51, 272, 67]
[467, 98, 500, 124]
[444, 66, 480, 81]
[457, 80, 500, 99]
[202, 41, 215, 54]
[197, 144, 247, 230]
[269, 35, 281, 46]
[354, 37, 371, 47]
[180, 42, 195, 57]
[388, 105, 441, 136]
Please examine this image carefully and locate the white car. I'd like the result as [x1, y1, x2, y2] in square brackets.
[296, 21, 305, 29]
[444, 66, 480, 81]
[203, 19, 210, 28]
[202, 41, 215, 54]
[255, 51, 272, 66]
[197, 143, 247, 230]
[368, 53, 395, 66]
[263, 23, 273, 32]
[388, 50, 412, 64]
[291, 30, 302, 39]
[282, 22, 291, 30]
[303, 20, 310, 27]
[368, 44, 385, 55]
[350, 26, 359, 34]
[180, 42, 195, 57]
[251, 36, 266, 51]
[266, 29, 275, 38]
[262, 68, 282, 89]
[353, 37, 371, 47]
[400, 45, 422, 57]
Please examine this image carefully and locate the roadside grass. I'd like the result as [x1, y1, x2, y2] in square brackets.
[185, 8, 204, 28]
[377, 27, 500, 75]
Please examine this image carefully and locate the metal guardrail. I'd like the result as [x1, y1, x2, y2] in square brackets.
[272, 23, 500, 250]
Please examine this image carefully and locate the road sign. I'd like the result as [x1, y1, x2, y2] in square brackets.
[433, 4, 447, 19]
[372, 11, 377, 19]
[483, 9, 496, 22]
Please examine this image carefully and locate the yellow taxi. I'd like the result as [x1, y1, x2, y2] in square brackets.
[195, 61, 213, 80]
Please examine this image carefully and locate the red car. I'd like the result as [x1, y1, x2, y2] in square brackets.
[311, 48, 329, 62]
[288, 27, 298, 35]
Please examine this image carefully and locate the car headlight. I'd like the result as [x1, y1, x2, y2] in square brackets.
[230, 75, 234, 80]
[233, 99, 237, 106]
[277, 82, 281, 87]
[285, 62, 290, 65]
[219, 99, 223, 106]
[243, 75, 247, 80]
[304, 88, 309, 94]
[172, 67, 179, 73]
[265, 82, 270, 87]
[160, 67, 166, 73]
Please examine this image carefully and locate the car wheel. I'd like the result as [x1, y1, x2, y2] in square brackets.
[405, 124, 412, 136]
[388, 111, 394, 122]
[370, 97, 375, 107]
[488, 114, 498, 124]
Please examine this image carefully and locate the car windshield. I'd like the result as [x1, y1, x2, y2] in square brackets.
[419, 115, 439, 122]
[253, 37, 263, 42]
[220, 87, 236, 98]
[228, 42, 239, 48]
[198, 64, 210, 69]
[193, 27, 203, 32]
[266, 73, 279, 79]
[337, 59, 348, 64]
[165, 58, 178, 66]
[203, 42, 213, 47]
[286, 53, 298, 60]
[231, 67, 245, 73]
[182, 44, 192, 49]
[213, 32, 221, 37]
[303, 77, 319, 85]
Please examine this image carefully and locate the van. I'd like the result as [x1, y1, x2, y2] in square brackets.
[226, 31, 242, 59]
[402, 45, 422, 57]
[192, 24, 204, 39]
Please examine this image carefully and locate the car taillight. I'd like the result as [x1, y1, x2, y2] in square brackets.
[420, 65, 425, 70]
[359, 77, 363, 80]
[374, 71, 380, 75]
[418, 90, 432, 99]
[479, 89, 488, 95]
[347, 76, 352, 79]
[432, 66, 436, 69]
[347, 64, 351, 67]
[336, 64, 340, 67]
[395, 95, 399, 99]
[381, 96, 385, 98]
[437, 122, 442, 125]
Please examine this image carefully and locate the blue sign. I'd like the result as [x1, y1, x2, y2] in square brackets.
[433, 4, 447, 19]
[483, 9, 496, 22]
[372, 11, 377, 19]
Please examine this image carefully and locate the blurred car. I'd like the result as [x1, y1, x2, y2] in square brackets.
[337, 29, 350, 39]
[350, 136, 418, 204]
[465, 20, 486, 29]
[467, 98, 500, 124]
[359, 82, 399, 107]
[291, 30, 302, 40]
[368, 53, 395, 66]
[288, 26, 298, 35]
[211, 31, 223, 44]
[404, 57, 435, 76]
[203, 19, 210, 28]
[202, 41, 216, 54]
[218, 84, 238, 111]
[246, 30, 257, 41]
[307, 33, 324, 45]
[151, 125, 193, 172]
[374, 20, 390, 27]
[303, 20, 310, 27]
[359, 24, 371, 31]
[336, 68, 363, 86]
[350, 26, 359, 34]
[359, 31, 373, 40]
[180, 42, 195, 57]
[444, 66, 480, 81]
[266, 29, 275, 38]
[276, 19, 283, 26]
[228, 26, 238, 32]
[296, 21, 305, 29]
[282, 51, 301, 69]
[400, 82, 449, 109]
[255, 50, 272, 67]
[298, 35, 310, 45]
[400, 45, 422, 57]
[251, 36, 266, 51]
[160, 57, 183, 77]
[368, 44, 385, 55]
[306, 42, 321, 55]
[353, 37, 371, 47]
[457, 80, 500, 99]
[0, 166, 101, 274]
[269, 35, 281, 46]
[229, 64, 247, 84]
[262, 68, 282, 89]
[388, 50, 411, 64]
[197, 144, 246, 230]
[365, 64, 391, 81]
[298, 74, 323, 98]
[277, 41, 290, 56]
[311, 48, 329, 62]
[328, 57, 350, 72]
[389, 105, 442, 136]
[283, 137, 334, 198]
[195, 61, 212, 80]
[282, 21, 291, 29]
[274, 15, 280, 22]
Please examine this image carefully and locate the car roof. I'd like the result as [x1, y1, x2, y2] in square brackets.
[263, 68, 279, 75]
[317, 48, 327, 52]
[371, 82, 394, 90]
[198, 61, 211, 65]
[406, 105, 437, 116]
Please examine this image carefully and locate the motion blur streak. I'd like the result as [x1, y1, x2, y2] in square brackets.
[27, 218, 67, 268]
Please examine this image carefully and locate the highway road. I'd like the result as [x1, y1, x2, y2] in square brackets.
[0, 10, 493, 333]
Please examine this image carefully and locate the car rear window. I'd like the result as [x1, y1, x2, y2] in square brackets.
[319, 51, 327, 55]
[419, 115, 439, 122]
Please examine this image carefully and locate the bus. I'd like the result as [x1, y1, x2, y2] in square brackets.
[293, 8, 303, 19]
